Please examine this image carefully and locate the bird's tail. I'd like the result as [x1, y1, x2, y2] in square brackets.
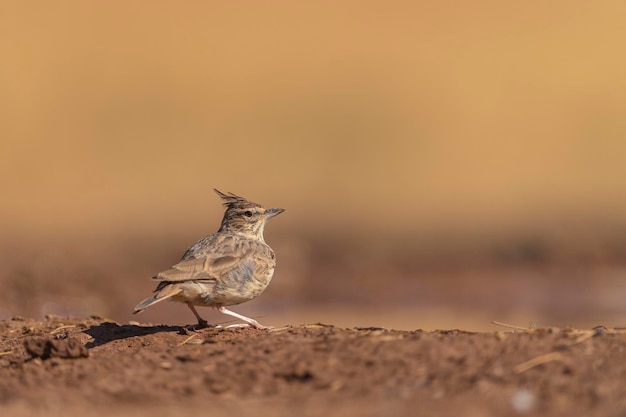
[132, 284, 182, 314]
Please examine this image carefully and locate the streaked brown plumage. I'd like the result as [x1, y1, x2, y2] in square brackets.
[133, 189, 284, 329]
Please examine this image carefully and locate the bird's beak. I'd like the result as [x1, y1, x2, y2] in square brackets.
[265, 207, 285, 219]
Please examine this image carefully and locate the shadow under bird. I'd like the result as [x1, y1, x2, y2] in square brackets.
[133, 189, 284, 329]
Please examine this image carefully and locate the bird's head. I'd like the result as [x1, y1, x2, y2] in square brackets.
[214, 189, 284, 240]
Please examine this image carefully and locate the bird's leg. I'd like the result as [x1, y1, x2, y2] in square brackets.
[215, 306, 270, 329]
[186, 302, 209, 329]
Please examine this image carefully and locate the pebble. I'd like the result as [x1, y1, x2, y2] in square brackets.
[511, 388, 536, 414]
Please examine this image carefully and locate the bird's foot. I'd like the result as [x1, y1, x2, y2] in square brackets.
[252, 323, 274, 330]
[244, 318, 273, 330]
[222, 322, 274, 330]
[180, 319, 215, 334]
[196, 319, 210, 329]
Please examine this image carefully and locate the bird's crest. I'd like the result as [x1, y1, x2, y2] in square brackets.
[213, 189, 259, 210]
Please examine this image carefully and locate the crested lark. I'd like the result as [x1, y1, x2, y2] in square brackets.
[133, 189, 284, 329]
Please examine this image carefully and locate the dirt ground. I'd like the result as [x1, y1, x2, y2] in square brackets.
[1, 316, 625, 417]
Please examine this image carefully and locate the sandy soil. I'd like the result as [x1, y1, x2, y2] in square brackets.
[1, 316, 625, 417]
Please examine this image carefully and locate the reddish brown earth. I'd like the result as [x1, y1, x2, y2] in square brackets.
[1, 316, 625, 417]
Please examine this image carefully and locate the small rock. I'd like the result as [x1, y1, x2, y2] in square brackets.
[593, 326, 608, 336]
[511, 388, 536, 414]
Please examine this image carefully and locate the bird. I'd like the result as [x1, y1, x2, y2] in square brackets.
[133, 189, 284, 329]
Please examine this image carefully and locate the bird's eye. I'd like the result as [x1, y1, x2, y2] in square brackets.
[244, 211, 253, 217]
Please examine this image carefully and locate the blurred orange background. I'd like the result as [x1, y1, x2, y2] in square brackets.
[2, 1, 626, 330]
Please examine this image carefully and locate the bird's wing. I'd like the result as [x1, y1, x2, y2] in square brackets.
[154, 237, 269, 284]
[154, 254, 242, 282]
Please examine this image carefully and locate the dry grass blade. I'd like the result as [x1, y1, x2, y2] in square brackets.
[50, 325, 76, 334]
[571, 331, 595, 345]
[514, 352, 567, 374]
[268, 326, 292, 333]
[0, 351, 13, 356]
[491, 321, 531, 331]
[177, 334, 199, 346]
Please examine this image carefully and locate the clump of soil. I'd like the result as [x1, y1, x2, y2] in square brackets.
[0, 316, 625, 416]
